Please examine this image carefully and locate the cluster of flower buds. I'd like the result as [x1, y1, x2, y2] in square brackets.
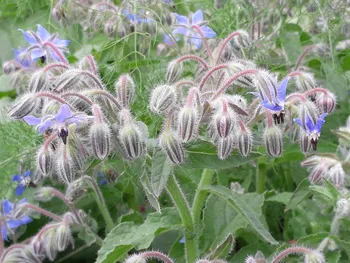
[150, 28, 336, 163]
[7, 52, 147, 184]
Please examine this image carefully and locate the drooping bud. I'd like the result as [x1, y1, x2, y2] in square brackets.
[8, 93, 37, 119]
[52, 0, 65, 21]
[104, 18, 117, 38]
[166, 60, 183, 83]
[236, 124, 253, 157]
[29, 70, 48, 92]
[53, 69, 81, 92]
[150, 85, 177, 114]
[115, 74, 135, 107]
[3, 60, 21, 74]
[233, 30, 251, 49]
[299, 132, 312, 153]
[41, 224, 59, 261]
[119, 122, 145, 160]
[37, 146, 54, 176]
[30, 237, 46, 262]
[34, 187, 55, 202]
[245, 256, 257, 263]
[230, 182, 244, 194]
[264, 125, 283, 157]
[22, 246, 42, 263]
[214, 111, 235, 138]
[56, 144, 76, 184]
[295, 72, 317, 93]
[65, 177, 87, 202]
[336, 198, 350, 217]
[301, 156, 321, 167]
[159, 130, 185, 164]
[309, 164, 326, 184]
[55, 220, 74, 252]
[125, 254, 147, 263]
[178, 106, 198, 142]
[316, 91, 336, 114]
[304, 250, 325, 263]
[217, 135, 235, 160]
[327, 163, 345, 188]
[79, 55, 98, 74]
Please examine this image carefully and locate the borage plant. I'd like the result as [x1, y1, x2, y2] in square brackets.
[1, 1, 350, 263]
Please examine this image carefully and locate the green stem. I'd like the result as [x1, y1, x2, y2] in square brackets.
[256, 163, 267, 194]
[83, 176, 114, 231]
[192, 169, 214, 233]
[167, 173, 197, 263]
[173, 0, 190, 15]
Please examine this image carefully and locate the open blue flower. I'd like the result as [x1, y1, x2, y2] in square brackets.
[19, 24, 69, 62]
[12, 170, 31, 196]
[1, 199, 33, 241]
[23, 104, 92, 144]
[14, 48, 34, 68]
[122, 10, 153, 24]
[172, 9, 216, 49]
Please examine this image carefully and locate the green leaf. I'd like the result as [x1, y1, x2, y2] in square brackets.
[140, 172, 161, 213]
[151, 149, 172, 197]
[184, 140, 260, 169]
[202, 185, 278, 245]
[286, 178, 311, 211]
[206, 234, 234, 260]
[96, 208, 182, 263]
[297, 232, 328, 246]
[265, 192, 293, 205]
[310, 185, 337, 204]
[330, 236, 350, 259]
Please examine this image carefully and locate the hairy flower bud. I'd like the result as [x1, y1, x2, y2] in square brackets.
[56, 145, 75, 184]
[166, 60, 183, 83]
[327, 163, 345, 188]
[125, 254, 147, 263]
[299, 132, 312, 153]
[160, 130, 185, 164]
[295, 72, 317, 93]
[3, 60, 21, 74]
[53, 70, 81, 92]
[230, 182, 244, 194]
[8, 93, 37, 119]
[90, 122, 111, 160]
[29, 70, 48, 92]
[264, 126, 283, 157]
[115, 74, 135, 107]
[217, 135, 235, 160]
[233, 30, 251, 49]
[336, 198, 350, 217]
[316, 91, 336, 114]
[55, 221, 74, 252]
[245, 256, 256, 263]
[304, 250, 325, 263]
[65, 177, 87, 201]
[37, 146, 54, 176]
[309, 164, 326, 184]
[42, 224, 59, 261]
[79, 55, 98, 74]
[34, 187, 55, 202]
[178, 106, 198, 142]
[214, 111, 235, 138]
[119, 123, 145, 159]
[22, 246, 41, 263]
[150, 85, 177, 114]
[236, 125, 253, 156]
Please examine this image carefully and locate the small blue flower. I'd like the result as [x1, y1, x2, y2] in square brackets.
[12, 170, 31, 196]
[172, 9, 216, 49]
[122, 10, 153, 24]
[180, 237, 185, 243]
[163, 34, 178, 46]
[97, 172, 108, 186]
[14, 48, 34, 68]
[23, 104, 92, 144]
[19, 24, 70, 62]
[1, 199, 33, 241]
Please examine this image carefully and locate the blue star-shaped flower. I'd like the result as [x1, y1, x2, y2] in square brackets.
[14, 48, 34, 68]
[12, 170, 31, 196]
[172, 9, 216, 49]
[1, 199, 33, 241]
[19, 24, 70, 62]
[23, 104, 92, 144]
[294, 113, 327, 135]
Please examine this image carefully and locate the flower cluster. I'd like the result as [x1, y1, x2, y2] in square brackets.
[150, 29, 336, 163]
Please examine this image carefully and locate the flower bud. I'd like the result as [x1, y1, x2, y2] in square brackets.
[55, 221, 74, 252]
[90, 122, 111, 160]
[217, 135, 235, 160]
[304, 250, 325, 263]
[309, 164, 326, 184]
[230, 182, 244, 194]
[42, 224, 59, 261]
[56, 145, 75, 184]
[316, 91, 336, 114]
[233, 30, 251, 49]
[37, 146, 54, 176]
[30, 237, 46, 262]
[264, 126, 283, 157]
[34, 187, 55, 202]
[295, 72, 316, 93]
[245, 256, 256, 263]
[53, 70, 81, 92]
[52, 0, 65, 21]
[104, 18, 117, 38]
[150, 85, 177, 114]
[79, 55, 98, 74]
[327, 163, 345, 188]
[119, 123, 145, 159]
[160, 130, 185, 164]
[125, 254, 147, 263]
[22, 246, 42, 263]
[178, 106, 198, 142]
[166, 60, 183, 83]
[236, 126, 253, 157]
[301, 156, 321, 167]
[254, 251, 265, 262]
[29, 70, 48, 92]
[299, 132, 311, 153]
[214, 110, 234, 138]
[65, 177, 87, 201]
[336, 198, 350, 217]
[3, 60, 21, 74]
[8, 93, 37, 119]
[115, 74, 135, 107]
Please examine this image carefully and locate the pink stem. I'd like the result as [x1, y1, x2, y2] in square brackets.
[37, 224, 59, 241]
[35, 91, 67, 104]
[43, 42, 68, 64]
[272, 247, 314, 263]
[294, 46, 313, 70]
[199, 64, 230, 91]
[23, 203, 62, 221]
[286, 93, 307, 103]
[80, 70, 105, 90]
[303, 87, 328, 96]
[88, 90, 122, 110]
[86, 55, 98, 75]
[92, 105, 104, 123]
[252, 23, 255, 41]
[215, 31, 241, 65]
[62, 91, 93, 105]
[185, 87, 199, 106]
[140, 251, 174, 263]
[44, 133, 58, 150]
[121, 75, 127, 106]
[287, 71, 303, 78]
[221, 98, 228, 112]
[175, 80, 195, 88]
[191, 25, 213, 59]
[43, 63, 69, 72]
[176, 55, 209, 70]
[211, 69, 258, 100]
[238, 119, 246, 131]
[266, 109, 273, 127]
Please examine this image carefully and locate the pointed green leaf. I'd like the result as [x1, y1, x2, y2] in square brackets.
[151, 149, 172, 197]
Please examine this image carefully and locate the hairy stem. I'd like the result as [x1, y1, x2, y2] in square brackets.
[272, 246, 314, 263]
[140, 251, 175, 263]
[167, 173, 197, 263]
[215, 31, 241, 64]
[294, 46, 312, 70]
[177, 55, 209, 70]
[61, 92, 93, 106]
[191, 25, 213, 59]
[86, 89, 122, 110]
[23, 203, 61, 221]
[199, 64, 230, 91]
[35, 91, 67, 104]
[43, 42, 68, 64]
[43, 63, 69, 72]
[256, 163, 267, 194]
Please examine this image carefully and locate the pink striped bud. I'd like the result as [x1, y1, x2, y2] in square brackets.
[37, 146, 54, 176]
[159, 130, 184, 164]
[178, 106, 198, 142]
[56, 144, 76, 184]
[299, 132, 311, 153]
[327, 163, 345, 188]
[55, 220, 74, 252]
[3, 60, 21, 74]
[217, 135, 235, 160]
[166, 60, 183, 83]
[79, 55, 98, 74]
[115, 74, 135, 107]
[316, 91, 336, 114]
[90, 122, 111, 160]
[236, 126, 253, 157]
[150, 85, 177, 114]
[214, 111, 234, 138]
[119, 123, 145, 160]
[8, 93, 37, 119]
[29, 70, 48, 92]
[264, 126, 283, 157]
[295, 72, 317, 93]
[309, 164, 326, 184]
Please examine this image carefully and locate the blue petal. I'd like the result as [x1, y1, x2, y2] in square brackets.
[192, 10, 203, 25]
[39, 119, 54, 133]
[306, 114, 315, 132]
[22, 170, 31, 178]
[1, 226, 8, 241]
[180, 237, 185, 243]
[53, 39, 70, 48]
[100, 178, 108, 186]
[277, 77, 290, 102]
[293, 118, 305, 131]
[200, 25, 216, 38]
[248, 91, 262, 99]
[19, 29, 37, 45]
[315, 113, 328, 133]
[12, 175, 22, 182]
[55, 104, 72, 123]
[7, 219, 22, 229]
[36, 25, 51, 42]
[23, 116, 41, 126]
[176, 14, 189, 25]
[173, 27, 188, 36]
[261, 101, 282, 111]
[30, 48, 46, 60]
[15, 184, 25, 196]
[19, 215, 33, 225]
[190, 34, 202, 49]
[49, 49, 65, 62]
[18, 198, 28, 205]
[3, 200, 14, 214]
